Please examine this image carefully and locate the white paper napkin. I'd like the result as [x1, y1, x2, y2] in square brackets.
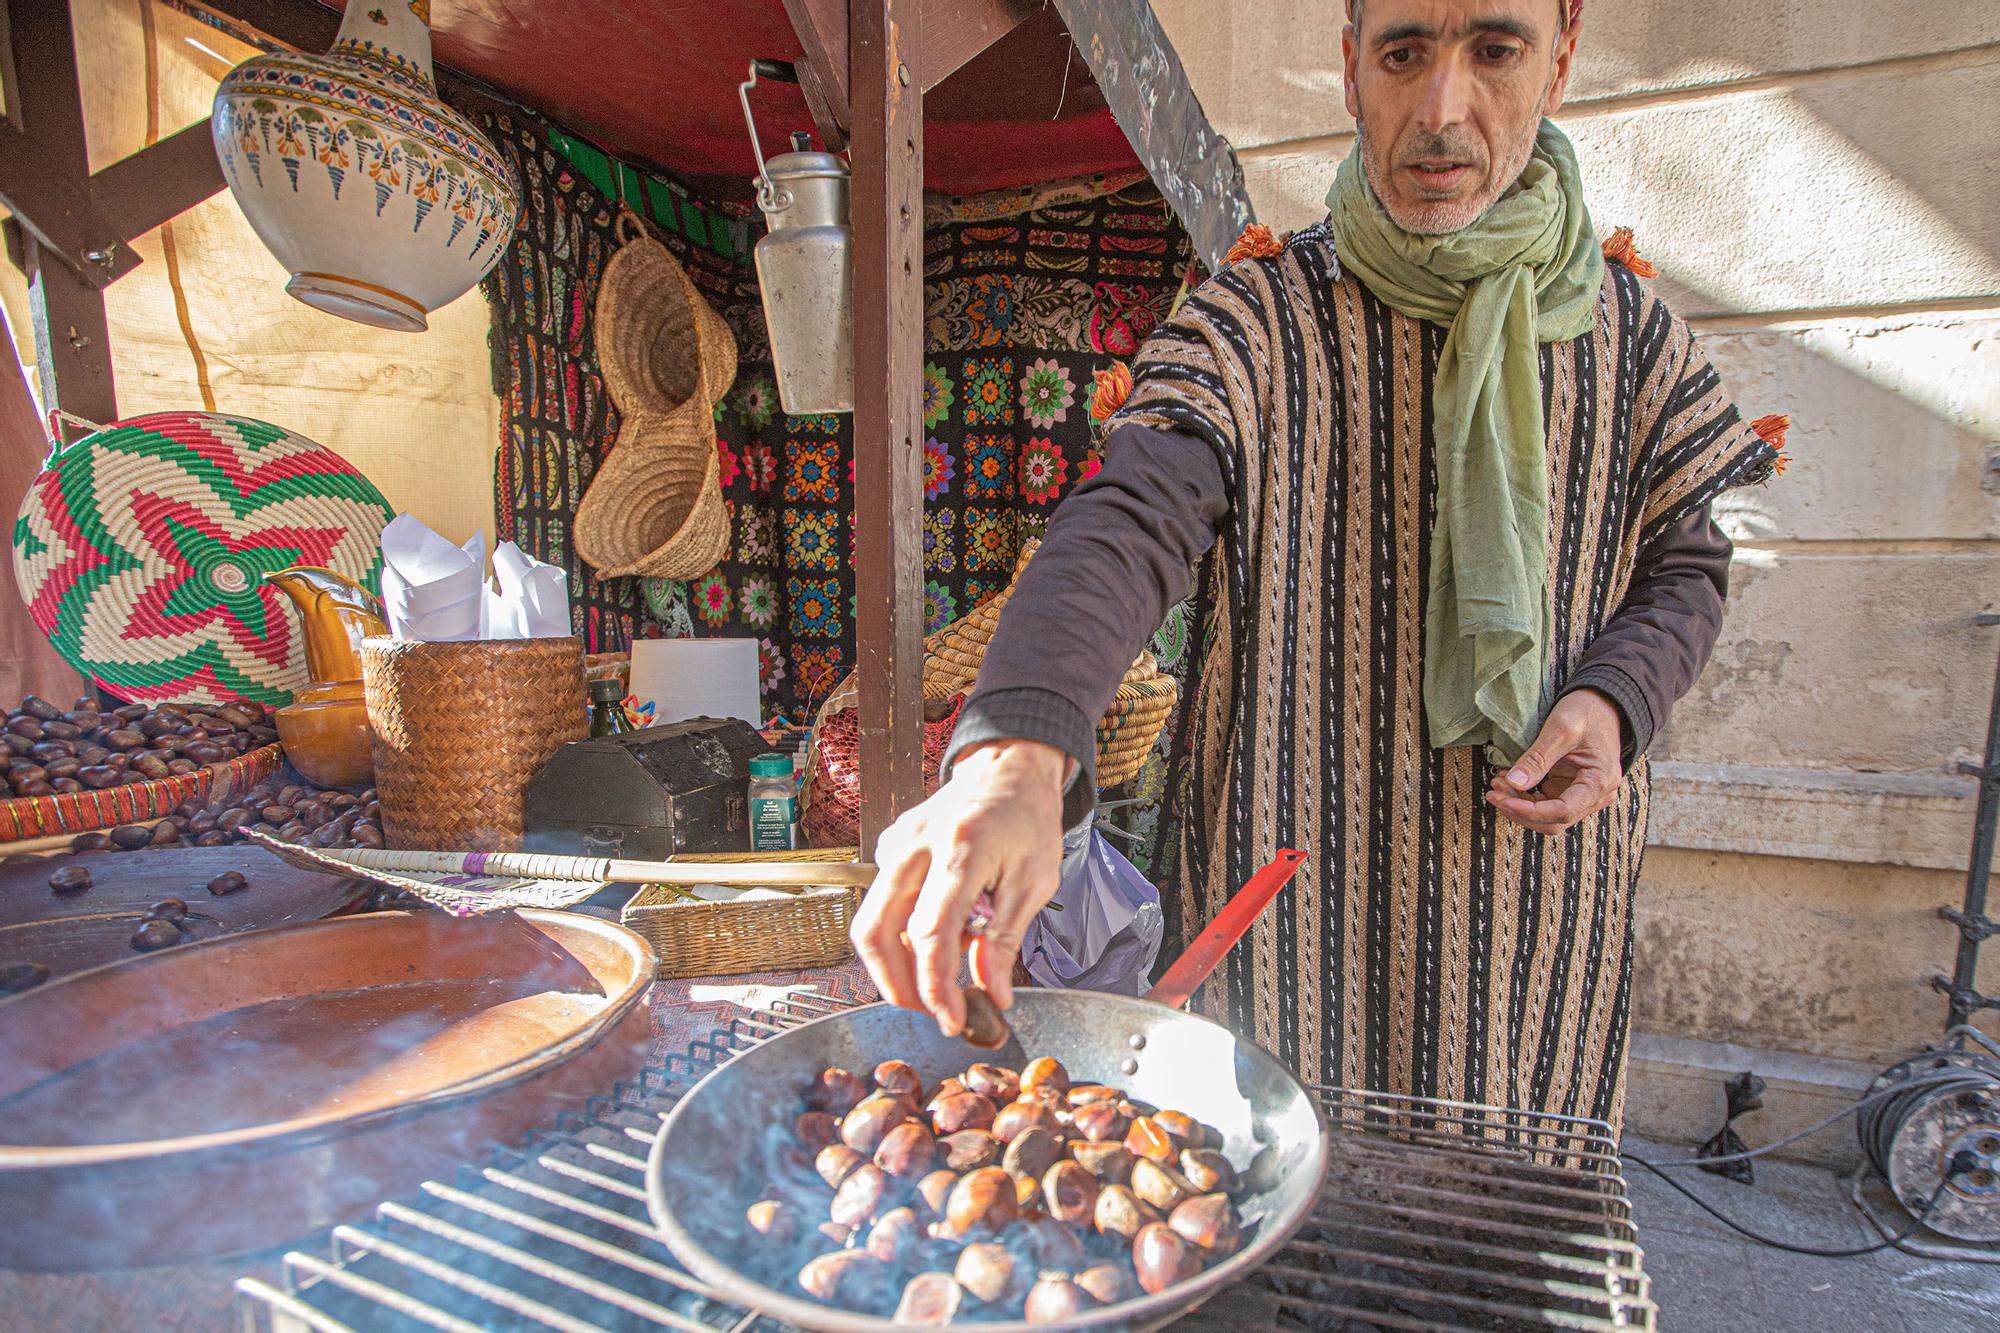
[377, 515, 570, 641]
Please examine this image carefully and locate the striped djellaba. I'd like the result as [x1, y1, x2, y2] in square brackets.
[1114, 225, 1775, 1128]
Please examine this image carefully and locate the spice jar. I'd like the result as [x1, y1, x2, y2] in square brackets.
[748, 752, 797, 851]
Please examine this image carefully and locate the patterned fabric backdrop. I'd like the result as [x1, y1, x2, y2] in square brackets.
[479, 109, 1198, 869]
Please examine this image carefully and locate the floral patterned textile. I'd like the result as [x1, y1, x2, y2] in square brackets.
[481, 110, 1196, 869]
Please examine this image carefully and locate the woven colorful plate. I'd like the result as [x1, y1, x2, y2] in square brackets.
[11, 411, 392, 708]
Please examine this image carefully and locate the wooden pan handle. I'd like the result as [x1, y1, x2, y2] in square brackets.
[1143, 849, 1307, 1011]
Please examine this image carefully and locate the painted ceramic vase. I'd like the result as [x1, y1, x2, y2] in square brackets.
[211, 0, 518, 332]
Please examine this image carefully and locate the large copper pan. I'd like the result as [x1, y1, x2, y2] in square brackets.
[0, 908, 655, 1270]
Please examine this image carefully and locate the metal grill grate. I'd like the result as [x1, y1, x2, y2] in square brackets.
[233, 992, 1655, 1332]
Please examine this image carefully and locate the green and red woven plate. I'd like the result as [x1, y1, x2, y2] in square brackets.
[11, 411, 392, 709]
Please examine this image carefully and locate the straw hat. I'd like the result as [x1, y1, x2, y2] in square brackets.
[575, 208, 738, 580]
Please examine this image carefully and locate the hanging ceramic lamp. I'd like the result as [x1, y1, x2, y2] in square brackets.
[211, 0, 519, 332]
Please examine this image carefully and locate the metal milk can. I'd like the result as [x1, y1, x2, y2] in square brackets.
[739, 61, 853, 414]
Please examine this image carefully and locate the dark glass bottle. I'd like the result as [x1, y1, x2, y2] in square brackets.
[588, 677, 632, 737]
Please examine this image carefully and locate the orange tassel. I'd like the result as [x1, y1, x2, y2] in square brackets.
[1091, 361, 1133, 422]
[1601, 226, 1657, 279]
[1224, 223, 1282, 266]
[1751, 413, 1791, 475]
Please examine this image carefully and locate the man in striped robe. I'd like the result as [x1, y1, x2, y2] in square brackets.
[853, 0, 1776, 1125]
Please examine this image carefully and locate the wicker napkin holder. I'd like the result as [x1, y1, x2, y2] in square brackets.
[361, 636, 588, 853]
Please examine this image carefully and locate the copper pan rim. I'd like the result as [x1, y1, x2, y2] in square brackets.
[0, 908, 656, 1172]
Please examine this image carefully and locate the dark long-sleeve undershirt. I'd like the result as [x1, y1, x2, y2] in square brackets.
[943, 422, 1732, 827]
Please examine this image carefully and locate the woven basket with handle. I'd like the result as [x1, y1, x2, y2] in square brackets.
[621, 847, 865, 979]
[361, 636, 588, 852]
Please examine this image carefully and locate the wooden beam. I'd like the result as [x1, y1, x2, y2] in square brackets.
[778, 0, 848, 129]
[90, 119, 228, 241]
[917, 0, 1036, 91]
[0, 120, 136, 285]
[849, 0, 929, 848]
[1049, 0, 1256, 272]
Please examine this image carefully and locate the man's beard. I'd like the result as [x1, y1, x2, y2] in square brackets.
[1355, 112, 1544, 237]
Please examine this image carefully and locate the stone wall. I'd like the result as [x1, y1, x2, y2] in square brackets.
[1149, 0, 2000, 1157]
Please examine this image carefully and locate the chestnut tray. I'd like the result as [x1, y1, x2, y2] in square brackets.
[0, 907, 657, 1270]
[0, 844, 369, 985]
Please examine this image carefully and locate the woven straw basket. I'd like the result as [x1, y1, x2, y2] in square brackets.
[621, 847, 864, 979]
[820, 538, 1179, 789]
[361, 636, 588, 852]
[574, 208, 737, 581]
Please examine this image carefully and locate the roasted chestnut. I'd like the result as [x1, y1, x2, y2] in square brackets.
[810, 1067, 872, 1116]
[1070, 1100, 1130, 1144]
[894, 1271, 965, 1324]
[914, 1168, 959, 1221]
[1093, 1183, 1156, 1242]
[1066, 1083, 1121, 1106]
[1124, 1115, 1176, 1163]
[873, 1059, 923, 1099]
[866, 1205, 923, 1264]
[817, 1220, 854, 1247]
[1180, 1147, 1238, 1194]
[47, 865, 92, 895]
[1131, 1157, 1194, 1212]
[963, 1062, 1020, 1101]
[924, 1077, 967, 1116]
[1002, 1126, 1064, 1183]
[940, 1128, 1004, 1173]
[745, 1198, 799, 1244]
[1075, 1263, 1137, 1305]
[960, 987, 1010, 1050]
[992, 1098, 1062, 1143]
[1042, 1159, 1101, 1226]
[874, 1121, 938, 1180]
[1023, 1211, 1089, 1269]
[1132, 1221, 1202, 1295]
[1070, 1141, 1137, 1185]
[798, 1250, 890, 1303]
[816, 1143, 869, 1190]
[0, 962, 49, 993]
[130, 919, 182, 952]
[930, 1090, 998, 1136]
[1020, 1056, 1070, 1097]
[842, 1094, 917, 1155]
[796, 1110, 841, 1154]
[1154, 1109, 1206, 1149]
[145, 897, 189, 924]
[1013, 1172, 1042, 1211]
[941, 1166, 1019, 1239]
[830, 1163, 895, 1228]
[1169, 1192, 1242, 1257]
[1025, 1275, 1097, 1323]
[205, 870, 248, 896]
[953, 1241, 1027, 1305]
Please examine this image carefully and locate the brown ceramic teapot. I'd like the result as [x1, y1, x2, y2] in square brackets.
[265, 566, 388, 788]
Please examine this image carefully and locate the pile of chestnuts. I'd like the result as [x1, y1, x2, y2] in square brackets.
[2, 694, 274, 799]
[746, 1056, 1250, 1323]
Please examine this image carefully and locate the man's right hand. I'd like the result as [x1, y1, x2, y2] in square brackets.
[850, 738, 1069, 1037]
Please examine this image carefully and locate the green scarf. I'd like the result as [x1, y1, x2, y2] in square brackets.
[1327, 120, 1602, 764]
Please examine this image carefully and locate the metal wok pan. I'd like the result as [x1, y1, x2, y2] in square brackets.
[647, 851, 1326, 1331]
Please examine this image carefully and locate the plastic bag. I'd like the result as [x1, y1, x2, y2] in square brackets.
[1019, 814, 1165, 996]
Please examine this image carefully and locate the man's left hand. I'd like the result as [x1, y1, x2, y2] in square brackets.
[1486, 690, 1625, 834]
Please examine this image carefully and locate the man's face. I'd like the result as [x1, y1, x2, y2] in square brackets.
[1342, 1, 1580, 234]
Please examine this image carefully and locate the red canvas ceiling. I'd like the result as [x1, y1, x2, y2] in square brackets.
[331, 1, 1139, 202]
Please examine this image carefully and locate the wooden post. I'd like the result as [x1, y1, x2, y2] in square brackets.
[5, 0, 117, 435]
[848, 0, 928, 851]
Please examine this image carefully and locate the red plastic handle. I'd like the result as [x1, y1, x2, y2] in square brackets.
[1144, 848, 1307, 1010]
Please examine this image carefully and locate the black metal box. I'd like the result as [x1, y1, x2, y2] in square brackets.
[522, 717, 765, 858]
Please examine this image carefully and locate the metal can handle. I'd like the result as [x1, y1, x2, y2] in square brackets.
[739, 59, 798, 215]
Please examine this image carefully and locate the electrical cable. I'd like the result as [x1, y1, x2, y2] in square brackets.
[1630, 1064, 1989, 1169]
[1622, 1152, 1964, 1259]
